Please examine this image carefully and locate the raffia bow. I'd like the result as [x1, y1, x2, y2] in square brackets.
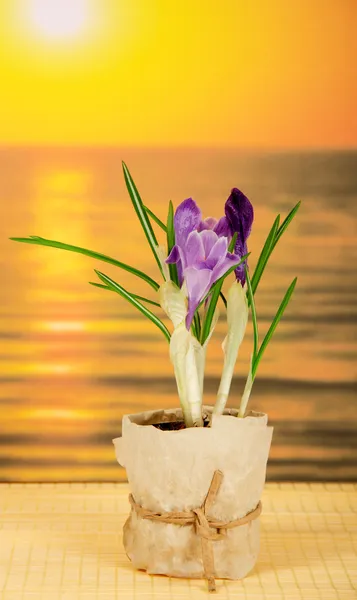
[128, 470, 262, 592]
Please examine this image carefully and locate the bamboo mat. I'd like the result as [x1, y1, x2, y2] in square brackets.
[0, 482, 356, 599]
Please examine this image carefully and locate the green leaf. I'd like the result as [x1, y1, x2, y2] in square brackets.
[122, 162, 164, 278]
[245, 268, 258, 359]
[94, 270, 171, 342]
[144, 205, 167, 232]
[249, 215, 280, 301]
[166, 200, 179, 286]
[191, 318, 198, 339]
[228, 232, 238, 253]
[248, 202, 301, 301]
[219, 291, 227, 308]
[131, 294, 160, 308]
[193, 311, 201, 341]
[200, 283, 222, 345]
[10, 236, 160, 290]
[252, 277, 297, 378]
[274, 201, 301, 246]
[89, 282, 160, 307]
[89, 281, 110, 290]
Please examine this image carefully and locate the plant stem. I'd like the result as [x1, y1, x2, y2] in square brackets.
[245, 269, 259, 359]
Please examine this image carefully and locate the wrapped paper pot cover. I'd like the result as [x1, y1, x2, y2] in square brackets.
[113, 406, 273, 581]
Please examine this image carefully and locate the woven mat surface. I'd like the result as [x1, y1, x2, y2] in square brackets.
[0, 482, 356, 599]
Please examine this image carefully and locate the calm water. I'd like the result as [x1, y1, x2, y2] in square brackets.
[1, 147, 357, 481]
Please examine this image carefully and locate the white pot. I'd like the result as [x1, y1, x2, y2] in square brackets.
[113, 405, 272, 585]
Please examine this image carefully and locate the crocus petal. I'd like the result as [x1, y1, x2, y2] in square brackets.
[233, 244, 248, 286]
[225, 188, 254, 285]
[211, 252, 241, 282]
[225, 188, 254, 244]
[230, 233, 249, 285]
[200, 230, 219, 258]
[198, 217, 217, 232]
[184, 267, 212, 329]
[166, 245, 180, 264]
[174, 198, 202, 248]
[214, 216, 231, 238]
[184, 230, 205, 267]
[205, 236, 228, 269]
[166, 244, 186, 286]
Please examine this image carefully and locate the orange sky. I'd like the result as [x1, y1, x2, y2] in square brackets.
[0, 0, 356, 148]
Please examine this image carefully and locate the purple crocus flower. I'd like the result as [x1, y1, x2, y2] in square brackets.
[225, 188, 254, 285]
[198, 188, 254, 285]
[166, 190, 253, 330]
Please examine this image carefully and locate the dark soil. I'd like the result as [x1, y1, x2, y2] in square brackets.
[153, 418, 211, 431]
[154, 421, 187, 431]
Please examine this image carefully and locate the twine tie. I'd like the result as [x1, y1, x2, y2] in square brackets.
[128, 470, 262, 592]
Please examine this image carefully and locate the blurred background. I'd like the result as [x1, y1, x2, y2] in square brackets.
[0, 1, 356, 482]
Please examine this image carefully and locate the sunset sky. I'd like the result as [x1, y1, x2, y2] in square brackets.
[0, 0, 356, 148]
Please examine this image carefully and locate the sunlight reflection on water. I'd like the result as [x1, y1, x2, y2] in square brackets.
[1, 148, 357, 481]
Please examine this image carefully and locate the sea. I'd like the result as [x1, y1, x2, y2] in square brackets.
[0, 147, 356, 481]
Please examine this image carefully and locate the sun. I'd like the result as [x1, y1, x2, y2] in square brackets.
[30, 0, 88, 40]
